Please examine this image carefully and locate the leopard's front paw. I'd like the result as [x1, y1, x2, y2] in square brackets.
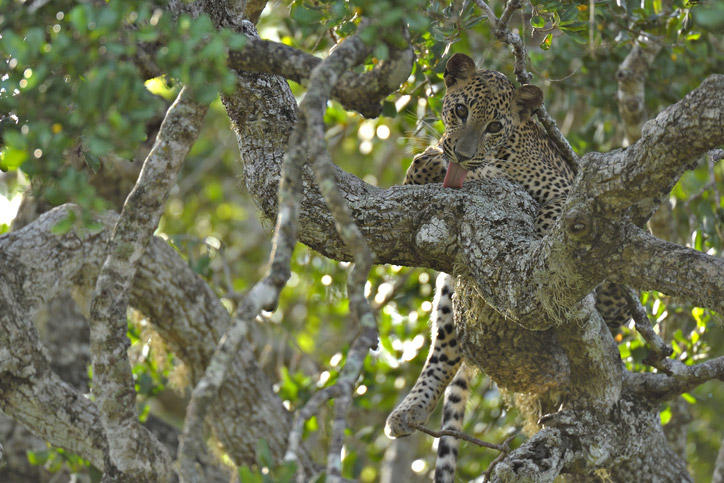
[385, 402, 429, 438]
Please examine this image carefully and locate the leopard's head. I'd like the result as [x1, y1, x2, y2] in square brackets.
[439, 53, 543, 188]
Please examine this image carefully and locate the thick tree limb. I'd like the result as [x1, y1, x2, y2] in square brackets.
[0, 204, 312, 475]
[540, 75, 724, 316]
[170, 0, 412, 118]
[87, 86, 206, 480]
[0, 208, 128, 471]
[613, 225, 724, 313]
[623, 356, 724, 400]
[574, 74, 724, 224]
[216, 11, 721, 480]
[229, 38, 414, 118]
[238, 76, 724, 325]
[496, 397, 691, 482]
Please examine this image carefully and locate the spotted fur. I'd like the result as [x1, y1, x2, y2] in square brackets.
[385, 273, 462, 439]
[435, 363, 471, 483]
[392, 53, 632, 481]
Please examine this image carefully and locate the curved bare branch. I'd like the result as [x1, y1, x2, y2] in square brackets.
[87, 86, 206, 480]
[229, 38, 414, 118]
[623, 356, 724, 400]
[617, 38, 662, 145]
[614, 226, 724, 313]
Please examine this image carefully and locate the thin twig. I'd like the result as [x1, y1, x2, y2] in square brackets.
[622, 288, 673, 368]
[370, 269, 413, 310]
[482, 431, 520, 482]
[411, 422, 514, 452]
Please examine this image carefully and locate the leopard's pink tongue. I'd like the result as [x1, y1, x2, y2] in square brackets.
[442, 161, 468, 188]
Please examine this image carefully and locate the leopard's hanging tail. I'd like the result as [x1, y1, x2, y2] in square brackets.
[434, 363, 471, 483]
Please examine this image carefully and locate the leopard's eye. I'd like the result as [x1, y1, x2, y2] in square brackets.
[454, 103, 468, 119]
[486, 121, 503, 133]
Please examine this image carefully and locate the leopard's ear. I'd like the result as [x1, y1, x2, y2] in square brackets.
[444, 53, 476, 88]
[513, 84, 543, 122]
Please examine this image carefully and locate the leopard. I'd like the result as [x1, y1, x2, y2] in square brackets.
[386, 53, 631, 483]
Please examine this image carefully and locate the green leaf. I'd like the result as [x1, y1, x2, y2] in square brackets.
[84, 153, 101, 172]
[239, 466, 263, 483]
[374, 43, 389, 61]
[382, 101, 397, 117]
[681, 392, 697, 404]
[540, 33, 553, 50]
[660, 406, 671, 425]
[531, 16, 546, 28]
[27, 449, 51, 466]
[256, 439, 274, 469]
[0, 147, 28, 171]
[290, 5, 324, 26]
[68, 5, 90, 34]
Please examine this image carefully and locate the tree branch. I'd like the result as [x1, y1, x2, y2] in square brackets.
[87, 86, 206, 480]
[228, 37, 414, 118]
[411, 423, 514, 452]
[179, 19, 373, 482]
[615, 225, 724, 313]
[623, 356, 724, 400]
[616, 37, 662, 145]
[714, 435, 724, 483]
[296, 27, 379, 481]
[622, 287, 673, 363]
[576, 74, 724, 223]
[496, 398, 691, 481]
[1, 203, 311, 474]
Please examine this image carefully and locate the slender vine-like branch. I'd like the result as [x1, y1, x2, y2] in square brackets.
[411, 422, 515, 452]
[88, 86, 207, 480]
[473, 0, 579, 172]
[616, 37, 662, 145]
[176, 20, 308, 483]
[622, 288, 673, 366]
[271, 21, 379, 482]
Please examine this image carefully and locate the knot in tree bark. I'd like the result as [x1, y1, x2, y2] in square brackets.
[564, 209, 592, 241]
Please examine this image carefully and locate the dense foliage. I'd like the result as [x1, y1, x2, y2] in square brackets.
[1, 0, 722, 481]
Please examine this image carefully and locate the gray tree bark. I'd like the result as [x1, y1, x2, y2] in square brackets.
[0, 205, 307, 479]
[1, 1, 722, 481]
[225, 32, 723, 478]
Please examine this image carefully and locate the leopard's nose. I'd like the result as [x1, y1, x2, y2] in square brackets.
[454, 136, 477, 162]
[454, 149, 472, 163]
